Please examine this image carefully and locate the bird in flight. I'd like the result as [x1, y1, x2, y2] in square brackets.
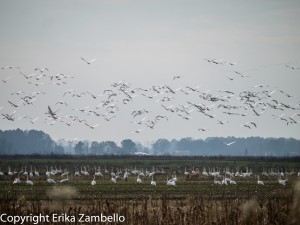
[234, 71, 250, 78]
[34, 67, 49, 73]
[2, 76, 13, 83]
[2, 110, 16, 121]
[8, 100, 19, 108]
[47, 106, 59, 120]
[80, 57, 97, 65]
[1, 66, 20, 70]
[19, 71, 36, 79]
[84, 122, 100, 129]
[284, 65, 299, 70]
[30, 117, 39, 124]
[131, 129, 143, 133]
[198, 128, 207, 132]
[223, 141, 236, 146]
[225, 75, 236, 81]
[173, 75, 181, 80]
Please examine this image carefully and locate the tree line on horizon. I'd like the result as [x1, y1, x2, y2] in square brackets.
[1, 129, 300, 156]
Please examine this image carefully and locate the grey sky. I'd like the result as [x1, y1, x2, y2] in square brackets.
[0, 0, 300, 144]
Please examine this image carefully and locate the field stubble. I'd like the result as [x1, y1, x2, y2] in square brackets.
[0, 157, 299, 224]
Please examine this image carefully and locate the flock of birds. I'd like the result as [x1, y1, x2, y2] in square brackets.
[0, 164, 296, 187]
[0, 57, 300, 142]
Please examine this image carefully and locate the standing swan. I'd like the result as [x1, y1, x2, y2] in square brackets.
[151, 176, 156, 186]
[137, 175, 142, 183]
[257, 176, 264, 185]
[91, 175, 96, 186]
[111, 176, 116, 183]
[214, 176, 222, 185]
[13, 173, 21, 184]
[60, 174, 69, 183]
[26, 175, 33, 186]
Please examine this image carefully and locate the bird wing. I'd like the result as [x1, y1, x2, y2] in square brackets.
[80, 57, 88, 63]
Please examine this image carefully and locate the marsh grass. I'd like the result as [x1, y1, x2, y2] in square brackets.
[0, 157, 299, 224]
[0, 186, 298, 225]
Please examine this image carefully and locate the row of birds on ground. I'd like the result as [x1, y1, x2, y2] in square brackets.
[1, 57, 300, 135]
[0, 164, 296, 187]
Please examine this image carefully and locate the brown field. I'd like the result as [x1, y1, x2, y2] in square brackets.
[0, 156, 300, 224]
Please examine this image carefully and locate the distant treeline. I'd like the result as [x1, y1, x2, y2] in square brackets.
[0, 129, 64, 155]
[1, 129, 300, 156]
[163, 137, 300, 156]
[1, 154, 300, 163]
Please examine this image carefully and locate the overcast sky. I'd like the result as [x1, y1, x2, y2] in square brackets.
[0, 0, 300, 144]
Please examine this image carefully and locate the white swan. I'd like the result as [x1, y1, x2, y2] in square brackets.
[91, 175, 96, 186]
[257, 176, 264, 185]
[150, 176, 156, 186]
[166, 177, 176, 186]
[26, 175, 33, 186]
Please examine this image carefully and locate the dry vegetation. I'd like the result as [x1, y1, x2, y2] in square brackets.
[0, 181, 299, 225]
[0, 156, 299, 224]
[0, 188, 300, 225]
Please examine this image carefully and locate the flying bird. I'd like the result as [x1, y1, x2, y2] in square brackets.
[11, 90, 24, 96]
[218, 120, 228, 125]
[131, 129, 143, 133]
[284, 65, 300, 70]
[54, 101, 67, 107]
[241, 121, 257, 129]
[198, 128, 207, 132]
[173, 75, 181, 80]
[225, 75, 236, 81]
[2, 76, 13, 83]
[47, 106, 59, 120]
[30, 117, 39, 124]
[19, 71, 36, 79]
[104, 115, 116, 121]
[1, 110, 16, 121]
[84, 122, 100, 129]
[63, 89, 74, 96]
[8, 100, 19, 108]
[223, 141, 236, 146]
[1, 66, 20, 70]
[34, 67, 49, 73]
[234, 71, 250, 78]
[80, 57, 97, 65]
